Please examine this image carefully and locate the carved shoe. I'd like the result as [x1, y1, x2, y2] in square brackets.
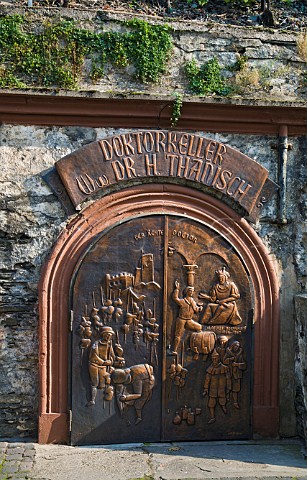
[208, 417, 216, 424]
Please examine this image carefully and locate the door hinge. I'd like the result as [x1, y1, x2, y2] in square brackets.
[70, 310, 74, 332]
[69, 409, 72, 432]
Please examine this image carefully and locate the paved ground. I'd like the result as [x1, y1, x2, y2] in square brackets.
[0, 442, 36, 479]
[0, 439, 306, 480]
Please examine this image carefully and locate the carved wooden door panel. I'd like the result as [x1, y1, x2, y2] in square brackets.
[71, 215, 252, 445]
[71, 216, 164, 445]
[162, 216, 252, 441]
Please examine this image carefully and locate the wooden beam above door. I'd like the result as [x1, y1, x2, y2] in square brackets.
[0, 93, 306, 135]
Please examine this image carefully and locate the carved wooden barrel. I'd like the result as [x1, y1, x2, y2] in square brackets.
[190, 331, 216, 355]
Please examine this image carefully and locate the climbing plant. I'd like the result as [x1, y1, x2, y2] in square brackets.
[0, 15, 173, 89]
[126, 19, 173, 83]
[171, 92, 183, 126]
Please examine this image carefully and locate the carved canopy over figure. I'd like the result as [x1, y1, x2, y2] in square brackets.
[199, 267, 242, 326]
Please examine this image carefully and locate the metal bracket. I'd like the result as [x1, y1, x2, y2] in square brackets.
[69, 409, 72, 432]
[271, 143, 293, 150]
[70, 310, 74, 332]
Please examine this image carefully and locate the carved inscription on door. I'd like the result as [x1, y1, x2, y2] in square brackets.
[71, 215, 252, 445]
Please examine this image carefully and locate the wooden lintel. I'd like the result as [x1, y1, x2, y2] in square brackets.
[0, 93, 306, 135]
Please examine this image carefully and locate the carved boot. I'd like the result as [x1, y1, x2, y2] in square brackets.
[208, 417, 216, 424]
[87, 386, 97, 406]
[135, 408, 142, 425]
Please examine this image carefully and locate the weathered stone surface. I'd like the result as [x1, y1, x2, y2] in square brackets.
[2, 463, 19, 474]
[295, 294, 307, 447]
[19, 461, 34, 472]
[0, 125, 72, 439]
[0, 6, 305, 105]
[6, 454, 23, 460]
[31, 441, 307, 480]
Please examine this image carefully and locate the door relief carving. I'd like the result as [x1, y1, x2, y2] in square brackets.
[71, 214, 252, 444]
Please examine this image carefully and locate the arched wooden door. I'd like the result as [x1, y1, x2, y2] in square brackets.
[71, 214, 252, 445]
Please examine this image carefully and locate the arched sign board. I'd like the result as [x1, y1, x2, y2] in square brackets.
[45, 131, 277, 222]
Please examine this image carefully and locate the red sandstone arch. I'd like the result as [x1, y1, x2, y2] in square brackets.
[38, 184, 279, 443]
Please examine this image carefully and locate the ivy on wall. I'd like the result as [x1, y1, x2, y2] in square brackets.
[0, 14, 299, 101]
[185, 58, 230, 96]
[0, 15, 173, 89]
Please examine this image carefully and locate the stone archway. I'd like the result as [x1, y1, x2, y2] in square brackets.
[38, 183, 279, 444]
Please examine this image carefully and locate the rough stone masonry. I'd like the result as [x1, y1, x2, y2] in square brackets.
[0, 5, 306, 446]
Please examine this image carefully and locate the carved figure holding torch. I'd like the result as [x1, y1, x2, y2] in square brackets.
[172, 280, 203, 355]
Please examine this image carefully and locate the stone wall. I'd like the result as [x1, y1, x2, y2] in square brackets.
[295, 294, 307, 447]
[0, 123, 306, 440]
[0, 6, 306, 105]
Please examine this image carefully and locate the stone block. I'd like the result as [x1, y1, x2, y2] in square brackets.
[2, 463, 19, 474]
[19, 461, 34, 472]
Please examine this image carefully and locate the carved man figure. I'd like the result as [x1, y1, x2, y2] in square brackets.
[199, 267, 242, 326]
[203, 350, 231, 424]
[216, 335, 229, 362]
[79, 316, 92, 349]
[145, 309, 159, 333]
[114, 298, 124, 323]
[172, 280, 202, 355]
[101, 299, 115, 324]
[223, 340, 246, 409]
[88, 326, 115, 406]
[111, 364, 155, 424]
[145, 309, 159, 365]
[91, 307, 103, 331]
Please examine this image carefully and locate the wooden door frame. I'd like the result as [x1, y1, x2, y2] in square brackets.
[38, 183, 279, 443]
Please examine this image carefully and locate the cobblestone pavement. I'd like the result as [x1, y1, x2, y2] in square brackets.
[0, 442, 36, 480]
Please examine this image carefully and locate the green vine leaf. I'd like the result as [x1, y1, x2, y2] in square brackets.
[185, 57, 230, 96]
[0, 15, 173, 90]
[171, 92, 183, 127]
